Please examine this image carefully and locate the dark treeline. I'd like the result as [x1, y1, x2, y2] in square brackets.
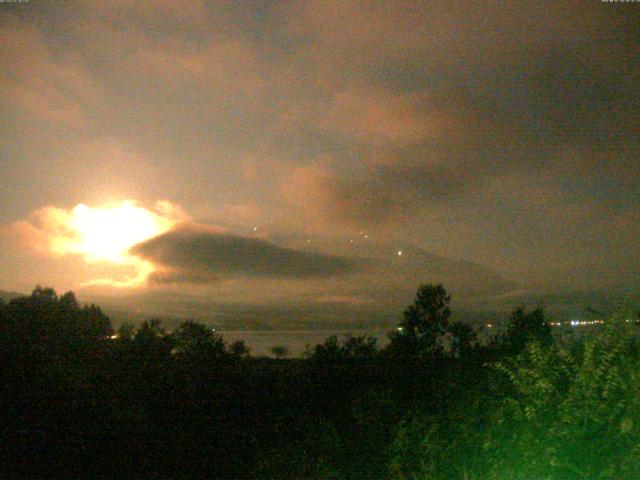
[1, 284, 639, 479]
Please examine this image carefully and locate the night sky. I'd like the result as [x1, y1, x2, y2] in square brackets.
[0, 1, 638, 316]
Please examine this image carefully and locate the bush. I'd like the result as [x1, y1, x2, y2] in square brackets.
[390, 313, 640, 480]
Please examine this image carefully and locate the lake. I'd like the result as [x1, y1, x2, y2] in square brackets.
[217, 329, 391, 357]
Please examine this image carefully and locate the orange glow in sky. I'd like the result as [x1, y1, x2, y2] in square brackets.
[48, 200, 181, 287]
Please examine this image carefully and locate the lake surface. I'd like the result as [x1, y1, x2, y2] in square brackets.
[217, 329, 391, 357]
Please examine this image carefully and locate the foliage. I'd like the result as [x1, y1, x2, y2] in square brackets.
[229, 339, 251, 358]
[502, 307, 552, 353]
[388, 283, 451, 357]
[448, 320, 478, 357]
[135, 318, 166, 343]
[171, 320, 226, 358]
[390, 313, 640, 480]
[389, 409, 485, 480]
[271, 344, 290, 358]
[484, 314, 640, 479]
[3, 284, 639, 480]
[0, 286, 112, 364]
[117, 321, 136, 341]
[309, 334, 379, 361]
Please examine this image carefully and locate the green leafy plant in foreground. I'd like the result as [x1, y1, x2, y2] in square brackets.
[391, 313, 640, 480]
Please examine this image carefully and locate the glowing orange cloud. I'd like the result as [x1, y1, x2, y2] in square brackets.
[50, 201, 175, 261]
[5, 200, 187, 288]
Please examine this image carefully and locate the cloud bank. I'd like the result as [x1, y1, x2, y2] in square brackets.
[0, 0, 638, 294]
[131, 224, 360, 283]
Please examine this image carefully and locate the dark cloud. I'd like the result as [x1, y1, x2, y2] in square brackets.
[276, 2, 640, 240]
[1, 0, 639, 296]
[130, 225, 360, 283]
[282, 90, 534, 228]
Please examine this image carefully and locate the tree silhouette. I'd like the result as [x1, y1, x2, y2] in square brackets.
[0, 286, 113, 364]
[310, 335, 341, 360]
[172, 320, 226, 358]
[447, 321, 477, 358]
[134, 318, 166, 344]
[341, 334, 378, 357]
[79, 303, 112, 339]
[503, 307, 551, 353]
[389, 283, 451, 356]
[31, 285, 57, 301]
[229, 339, 250, 358]
[117, 322, 136, 341]
[6, 283, 639, 479]
[271, 345, 289, 359]
[309, 335, 379, 361]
